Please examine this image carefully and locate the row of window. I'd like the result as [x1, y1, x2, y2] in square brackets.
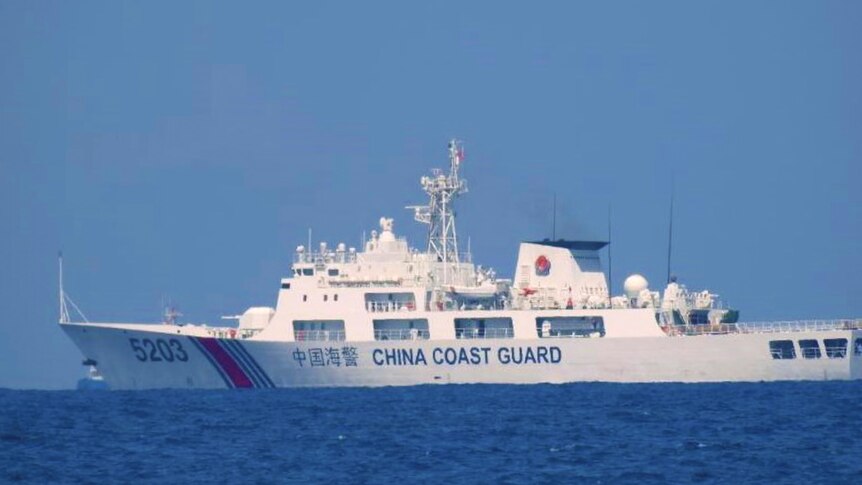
[293, 268, 342, 277]
[292, 317, 607, 341]
[300, 294, 339, 302]
[294, 292, 413, 306]
[769, 338, 862, 360]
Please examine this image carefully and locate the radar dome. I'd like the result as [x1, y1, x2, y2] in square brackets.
[623, 274, 649, 299]
[378, 217, 396, 242]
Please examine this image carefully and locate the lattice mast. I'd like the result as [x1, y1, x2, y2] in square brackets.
[409, 140, 468, 284]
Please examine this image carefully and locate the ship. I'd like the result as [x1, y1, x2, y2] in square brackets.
[59, 140, 862, 389]
[76, 359, 110, 391]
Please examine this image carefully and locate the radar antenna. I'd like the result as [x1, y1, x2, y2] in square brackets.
[163, 305, 183, 325]
[408, 139, 468, 283]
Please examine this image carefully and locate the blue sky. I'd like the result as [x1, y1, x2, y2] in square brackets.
[1, 1, 859, 389]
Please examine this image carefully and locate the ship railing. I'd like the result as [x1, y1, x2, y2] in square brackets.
[662, 324, 739, 336]
[800, 348, 822, 359]
[824, 345, 848, 359]
[367, 301, 417, 312]
[537, 330, 605, 339]
[374, 329, 430, 341]
[205, 328, 262, 339]
[736, 319, 862, 334]
[294, 330, 346, 342]
[293, 252, 358, 265]
[770, 349, 794, 359]
[455, 328, 514, 339]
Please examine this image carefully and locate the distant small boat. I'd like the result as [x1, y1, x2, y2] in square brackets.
[77, 359, 109, 391]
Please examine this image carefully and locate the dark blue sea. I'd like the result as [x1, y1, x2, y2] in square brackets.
[2, 382, 861, 484]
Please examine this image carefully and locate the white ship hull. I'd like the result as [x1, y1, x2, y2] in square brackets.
[61, 322, 862, 390]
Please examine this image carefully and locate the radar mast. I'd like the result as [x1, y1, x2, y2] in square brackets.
[409, 140, 468, 283]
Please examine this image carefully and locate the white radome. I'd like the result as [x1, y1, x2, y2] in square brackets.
[623, 274, 649, 299]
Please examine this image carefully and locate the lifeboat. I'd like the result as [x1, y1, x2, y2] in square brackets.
[448, 283, 497, 299]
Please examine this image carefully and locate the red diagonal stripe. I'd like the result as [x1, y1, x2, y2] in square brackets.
[198, 338, 254, 388]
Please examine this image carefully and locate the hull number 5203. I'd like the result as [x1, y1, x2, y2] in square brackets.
[129, 338, 188, 362]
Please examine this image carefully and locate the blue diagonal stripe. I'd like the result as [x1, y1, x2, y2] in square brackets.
[222, 340, 268, 389]
[218, 339, 263, 388]
[233, 341, 275, 388]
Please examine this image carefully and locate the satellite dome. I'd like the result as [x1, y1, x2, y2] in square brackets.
[378, 217, 396, 242]
[623, 274, 649, 299]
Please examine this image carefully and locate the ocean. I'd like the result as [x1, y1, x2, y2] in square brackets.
[1, 381, 860, 484]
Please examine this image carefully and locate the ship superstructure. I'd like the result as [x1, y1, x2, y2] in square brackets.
[60, 141, 862, 389]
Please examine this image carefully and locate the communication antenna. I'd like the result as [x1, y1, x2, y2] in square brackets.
[607, 205, 613, 303]
[552, 193, 557, 240]
[666, 175, 675, 284]
[407, 139, 468, 285]
[162, 299, 183, 325]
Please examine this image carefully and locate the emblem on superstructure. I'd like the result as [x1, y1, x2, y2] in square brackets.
[534, 255, 551, 276]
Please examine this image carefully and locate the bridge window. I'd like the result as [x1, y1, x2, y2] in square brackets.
[293, 320, 345, 341]
[536, 317, 605, 338]
[689, 310, 710, 325]
[798, 339, 821, 359]
[769, 340, 796, 360]
[365, 292, 416, 312]
[856, 338, 862, 356]
[824, 338, 848, 359]
[281, 282, 291, 289]
[328, 268, 339, 277]
[455, 318, 514, 339]
[373, 319, 429, 340]
[302, 268, 314, 276]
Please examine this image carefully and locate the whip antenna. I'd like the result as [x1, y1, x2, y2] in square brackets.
[666, 175, 675, 284]
[552, 193, 557, 240]
[607, 205, 613, 304]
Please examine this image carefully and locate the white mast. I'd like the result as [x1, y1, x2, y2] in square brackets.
[409, 139, 468, 284]
[59, 252, 70, 324]
[57, 251, 89, 323]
